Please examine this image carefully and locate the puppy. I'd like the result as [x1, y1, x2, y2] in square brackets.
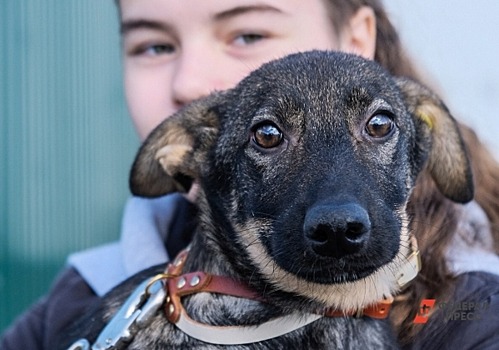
[62, 51, 473, 349]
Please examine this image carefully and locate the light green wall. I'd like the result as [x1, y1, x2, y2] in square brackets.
[1, 1, 138, 331]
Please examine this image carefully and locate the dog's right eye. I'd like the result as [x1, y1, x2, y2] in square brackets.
[365, 113, 395, 139]
[252, 123, 283, 149]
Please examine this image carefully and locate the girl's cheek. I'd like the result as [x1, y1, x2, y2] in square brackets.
[125, 70, 175, 140]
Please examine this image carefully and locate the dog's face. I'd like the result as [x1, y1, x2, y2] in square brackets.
[130, 51, 473, 310]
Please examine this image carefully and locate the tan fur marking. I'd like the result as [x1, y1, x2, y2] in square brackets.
[416, 111, 433, 130]
[418, 103, 471, 200]
[156, 145, 192, 177]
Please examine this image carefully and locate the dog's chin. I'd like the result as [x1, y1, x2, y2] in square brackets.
[261, 253, 403, 310]
[284, 246, 400, 284]
[285, 262, 385, 285]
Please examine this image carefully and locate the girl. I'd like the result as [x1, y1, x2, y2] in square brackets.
[2, 1, 499, 348]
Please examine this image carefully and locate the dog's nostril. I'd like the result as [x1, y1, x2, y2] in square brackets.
[304, 203, 371, 258]
[311, 224, 330, 243]
[344, 222, 365, 242]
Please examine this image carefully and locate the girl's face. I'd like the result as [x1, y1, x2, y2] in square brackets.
[121, 0, 375, 139]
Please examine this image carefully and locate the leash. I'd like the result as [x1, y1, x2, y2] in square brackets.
[67, 276, 168, 350]
[67, 237, 420, 349]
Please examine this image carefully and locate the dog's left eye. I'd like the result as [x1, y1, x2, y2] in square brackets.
[365, 114, 394, 138]
[252, 123, 283, 148]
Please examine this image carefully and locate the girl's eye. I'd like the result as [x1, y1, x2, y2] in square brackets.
[145, 43, 175, 55]
[252, 123, 283, 148]
[130, 43, 176, 57]
[233, 33, 265, 46]
[365, 113, 395, 138]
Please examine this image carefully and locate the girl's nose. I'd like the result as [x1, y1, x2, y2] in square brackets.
[171, 49, 229, 108]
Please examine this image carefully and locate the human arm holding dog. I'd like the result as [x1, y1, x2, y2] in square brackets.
[3, 0, 499, 349]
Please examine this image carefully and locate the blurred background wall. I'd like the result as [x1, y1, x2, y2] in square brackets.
[1, 1, 137, 331]
[384, 1, 499, 154]
[1, 0, 498, 332]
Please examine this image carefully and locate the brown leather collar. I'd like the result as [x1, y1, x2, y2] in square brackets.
[164, 249, 393, 323]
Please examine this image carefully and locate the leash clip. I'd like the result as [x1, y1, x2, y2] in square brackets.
[67, 275, 168, 350]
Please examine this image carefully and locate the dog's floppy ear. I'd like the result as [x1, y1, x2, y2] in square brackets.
[396, 78, 474, 203]
[129, 93, 222, 197]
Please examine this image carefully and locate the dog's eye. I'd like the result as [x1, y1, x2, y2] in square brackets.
[252, 123, 283, 148]
[365, 114, 394, 138]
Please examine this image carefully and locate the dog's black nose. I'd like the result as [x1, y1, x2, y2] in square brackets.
[304, 203, 371, 258]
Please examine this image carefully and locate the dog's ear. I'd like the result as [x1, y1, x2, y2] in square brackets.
[395, 78, 474, 203]
[129, 93, 222, 197]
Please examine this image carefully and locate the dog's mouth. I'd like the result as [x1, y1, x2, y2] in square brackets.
[272, 249, 397, 284]
[264, 227, 401, 284]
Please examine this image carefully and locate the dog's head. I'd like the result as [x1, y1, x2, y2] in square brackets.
[130, 51, 473, 310]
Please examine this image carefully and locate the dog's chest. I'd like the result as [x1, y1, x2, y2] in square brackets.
[123, 294, 397, 349]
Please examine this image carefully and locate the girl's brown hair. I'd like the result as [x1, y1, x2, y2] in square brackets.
[324, 0, 421, 80]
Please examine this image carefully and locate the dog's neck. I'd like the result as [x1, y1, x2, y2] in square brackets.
[162, 242, 394, 345]
[169, 244, 393, 314]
